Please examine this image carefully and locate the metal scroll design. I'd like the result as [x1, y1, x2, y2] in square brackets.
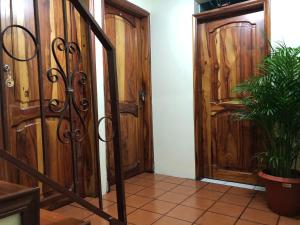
[47, 37, 89, 144]
[98, 116, 115, 143]
[1, 25, 38, 62]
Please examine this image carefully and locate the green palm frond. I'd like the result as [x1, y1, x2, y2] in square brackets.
[233, 43, 300, 178]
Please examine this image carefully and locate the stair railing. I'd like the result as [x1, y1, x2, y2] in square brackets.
[0, 0, 126, 224]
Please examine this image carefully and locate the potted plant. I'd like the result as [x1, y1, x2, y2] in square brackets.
[234, 44, 300, 216]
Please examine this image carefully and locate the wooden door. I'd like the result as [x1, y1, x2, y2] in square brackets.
[0, 0, 97, 202]
[104, 2, 153, 185]
[195, 3, 269, 184]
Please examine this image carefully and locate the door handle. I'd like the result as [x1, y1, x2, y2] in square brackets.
[2, 64, 9, 72]
[2, 64, 14, 88]
[139, 89, 145, 103]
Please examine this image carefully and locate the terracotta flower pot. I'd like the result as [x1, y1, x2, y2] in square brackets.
[258, 171, 300, 216]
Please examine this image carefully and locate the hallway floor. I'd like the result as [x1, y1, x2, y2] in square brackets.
[54, 173, 300, 225]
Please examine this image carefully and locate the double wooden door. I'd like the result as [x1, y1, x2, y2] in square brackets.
[0, 0, 98, 201]
[195, 1, 269, 184]
[104, 2, 153, 185]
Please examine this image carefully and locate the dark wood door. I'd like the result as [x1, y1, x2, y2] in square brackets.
[104, 3, 150, 185]
[197, 9, 267, 184]
[0, 0, 97, 201]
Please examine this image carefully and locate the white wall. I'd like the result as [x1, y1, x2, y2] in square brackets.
[271, 0, 300, 47]
[94, 0, 108, 192]
[129, 0, 196, 179]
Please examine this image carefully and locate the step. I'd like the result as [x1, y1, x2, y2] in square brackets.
[0, 181, 90, 225]
[0, 180, 28, 196]
[41, 209, 90, 225]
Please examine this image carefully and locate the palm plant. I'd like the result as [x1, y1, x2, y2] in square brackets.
[234, 44, 300, 178]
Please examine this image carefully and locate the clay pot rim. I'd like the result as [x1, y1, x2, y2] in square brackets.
[258, 170, 300, 184]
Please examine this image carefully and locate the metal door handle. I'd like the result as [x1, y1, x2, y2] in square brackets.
[139, 89, 145, 103]
[2, 64, 9, 72]
[2, 64, 14, 88]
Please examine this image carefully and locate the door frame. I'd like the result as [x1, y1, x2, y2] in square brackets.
[102, 0, 154, 182]
[193, 0, 270, 180]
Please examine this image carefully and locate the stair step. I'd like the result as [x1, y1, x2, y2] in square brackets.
[0, 181, 90, 225]
[0, 181, 28, 196]
[40, 209, 90, 225]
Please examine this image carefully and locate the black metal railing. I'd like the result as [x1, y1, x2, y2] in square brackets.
[0, 0, 126, 224]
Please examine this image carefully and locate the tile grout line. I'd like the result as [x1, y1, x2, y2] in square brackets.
[116, 177, 247, 224]
[70, 174, 277, 225]
[58, 175, 201, 224]
[131, 177, 204, 225]
[148, 181, 207, 225]
[145, 182, 243, 224]
[136, 175, 288, 224]
[126, 174, 177, 225]
[160, 188, 209, 224]
[103, 180, 152, 222]
[127, 178, 182, 225]
[232, 189, 257, 225]
[191, 184, 233, 224]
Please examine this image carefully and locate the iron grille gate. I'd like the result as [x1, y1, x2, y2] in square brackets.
[0, 0, 127, 224]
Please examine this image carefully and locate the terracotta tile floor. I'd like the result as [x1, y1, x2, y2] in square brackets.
[54, 173, 300, 225]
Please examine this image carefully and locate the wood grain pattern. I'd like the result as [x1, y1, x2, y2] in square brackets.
[105, 0, 149, 18]
[104, 10, 141, 184]
[104, 2, 153, 185]
[40, 209, 90, 225]
[0, 0, 97, 204]
[139, 15, 153, 172]
[194, 0, 270, 184]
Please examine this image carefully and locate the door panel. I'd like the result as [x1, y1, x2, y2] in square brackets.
[1, 0, 41, 188]
[0, 0, 97, 201]
[15, 120, 40, 187]
[104, 5, 144, 185]
[199, 10, 266, 184]
[45, 119, 72, 188]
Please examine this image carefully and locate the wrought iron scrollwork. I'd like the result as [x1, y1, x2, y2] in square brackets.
[1, 25, 38, 62]
[47, 37, 89, 144]
[98, 116, 115, 143]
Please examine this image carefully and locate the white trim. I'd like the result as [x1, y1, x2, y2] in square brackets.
[201, 178, 265, 191]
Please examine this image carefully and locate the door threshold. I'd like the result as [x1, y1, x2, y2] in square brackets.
[201, 178, 266, 191]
